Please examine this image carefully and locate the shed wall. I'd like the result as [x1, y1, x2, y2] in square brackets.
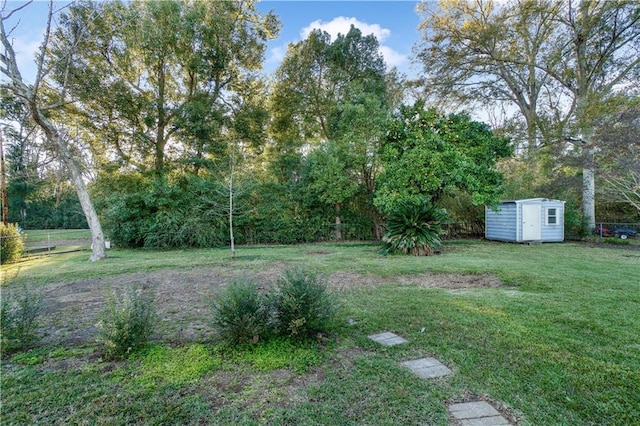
[485, 203, 517, 241]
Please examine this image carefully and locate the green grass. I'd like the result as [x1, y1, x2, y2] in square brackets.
[2, 240, 639, 425]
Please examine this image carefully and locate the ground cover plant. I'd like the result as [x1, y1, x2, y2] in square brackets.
[1, 240, 639, 425]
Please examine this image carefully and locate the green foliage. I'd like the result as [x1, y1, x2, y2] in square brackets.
[375, 101, 512, 214]
[381, 199, 447, 256]
[211, 279, 272, 345]
[93, 174, 228, 249]
[212, 268, 336, 344]
[602, 237, 631, 245]
[229, 337, 325, 374]
[1, 223, 24, 264]
[132, 344, 221, 388]
[564, 200, 590, 240]
[269, 268, 336, 339]
[0, 285, 43, 355]
[96, 286, 156, 361]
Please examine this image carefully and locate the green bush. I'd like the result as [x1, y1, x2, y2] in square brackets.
[268, 268, 336, 339]
[96, 286, 156, 361]
[1, 285, 43, 355]
[211, 279, 272, 345]
[381, 199, 447, 256]
[1, 223, 24, 264]
[602, 237, 631, 245]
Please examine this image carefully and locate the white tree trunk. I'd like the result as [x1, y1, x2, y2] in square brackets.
[32, 108, 107, 260]
[582, 157, 596, 229]
[1, 7, 106, 261]
[229, 148, 236, 259]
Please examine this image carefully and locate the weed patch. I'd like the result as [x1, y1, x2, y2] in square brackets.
[96, 285, 156, 360]
[1, 285, 43, 355]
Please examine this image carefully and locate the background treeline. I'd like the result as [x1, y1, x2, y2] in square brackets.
[1, 0, 639, 249]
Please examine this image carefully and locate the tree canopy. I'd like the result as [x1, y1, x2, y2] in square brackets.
[375, 102, 512, 214]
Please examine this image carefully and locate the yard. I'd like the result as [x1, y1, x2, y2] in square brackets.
[1, 240, 639, 425]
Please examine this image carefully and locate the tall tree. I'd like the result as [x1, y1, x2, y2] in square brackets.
[270, 25, 397, 239]
[1, 1, 106, 260]
[546, 0, 640, 228]
[51, 0, 279, 176]
[415, 0, 557, 153]
[595, 98, 640, 212]
[374, 101, 512, 214]
[415, 0, 640, 228]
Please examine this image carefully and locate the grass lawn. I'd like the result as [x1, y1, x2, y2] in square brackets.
[1, 240, 639, 425]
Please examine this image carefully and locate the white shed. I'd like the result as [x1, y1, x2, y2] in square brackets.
[485, 198, 565, 243]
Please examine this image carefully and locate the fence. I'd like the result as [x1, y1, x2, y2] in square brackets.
[593, 222, 639, 240]
[19, 229, 92, 256]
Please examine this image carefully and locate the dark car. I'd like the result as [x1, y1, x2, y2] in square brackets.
[594, 225, 614, 237]
[593, 225, 637, 239]
[612, 227, 637, 239]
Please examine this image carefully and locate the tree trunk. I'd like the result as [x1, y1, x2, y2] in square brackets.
[229, 148, 236, 259]
[582, 146, 596, 230]
[1, 131, 8, 225]
[334, 202, 342, 241]
[32, 107, 106, 261]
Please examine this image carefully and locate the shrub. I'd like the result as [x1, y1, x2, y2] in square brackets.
[602, 237, 631, 245]
[381, 199, 448, 256]
[268, 268, 336, 339]
[96, 286, 156, 361]
[1, 285, 43, 355]
[211, 279, 271, 345]
[1, 223, 24, 264]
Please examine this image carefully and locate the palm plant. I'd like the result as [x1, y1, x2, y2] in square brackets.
[381, 199, 447, 256]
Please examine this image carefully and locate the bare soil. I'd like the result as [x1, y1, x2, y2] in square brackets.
[35, 266, 505, 347]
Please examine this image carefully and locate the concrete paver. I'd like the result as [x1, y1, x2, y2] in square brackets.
[399, 357, 452, 378]
[448, 401, 512, 426]
[368, 331, 407, 346]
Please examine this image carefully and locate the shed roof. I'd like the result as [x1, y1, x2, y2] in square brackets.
[498, 198, 565, 204]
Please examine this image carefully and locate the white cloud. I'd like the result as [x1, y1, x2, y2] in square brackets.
[301, 16, 390, 43]
[299, 16, 406, 70]
[379, 45, 407, 68]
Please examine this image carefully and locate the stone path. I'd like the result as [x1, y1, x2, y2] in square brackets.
[400, 357, 452, 379]
[368, 331, 408, 347]
[368, 331, 515, 425]
[448, 402, 511, 425]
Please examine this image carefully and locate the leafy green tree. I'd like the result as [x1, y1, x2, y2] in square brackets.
[51, 0, 280, 176]
[375, 101, 512, 214]
[270, 25, 398, 239]
[415, 0, 556, 153]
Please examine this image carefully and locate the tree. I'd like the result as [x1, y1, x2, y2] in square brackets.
[1, 1, 106, 260]
[270, 25, 398, 239]
[374, 101, 512, 214]
[415, 0, 640, 229]
[595, 99, 640, 212]
[51, 0, 280, 176]
[415, 0, 558, 153]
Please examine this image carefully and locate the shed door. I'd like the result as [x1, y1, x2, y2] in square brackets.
[522, 204, 541, 240]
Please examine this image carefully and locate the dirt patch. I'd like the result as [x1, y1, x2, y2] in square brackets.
[28, 266, 506, 347]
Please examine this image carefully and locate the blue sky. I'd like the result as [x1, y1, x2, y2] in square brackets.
[255, 1, 426, 77]
[4, 0, 428, 83]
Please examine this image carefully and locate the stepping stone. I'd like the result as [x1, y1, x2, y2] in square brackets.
[448, 401, 512, 425]
[399, 357, 452, 379]
[368, 331, 407, 347]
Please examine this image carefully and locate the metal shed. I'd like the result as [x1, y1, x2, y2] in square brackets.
[485, 198, 565, 243]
